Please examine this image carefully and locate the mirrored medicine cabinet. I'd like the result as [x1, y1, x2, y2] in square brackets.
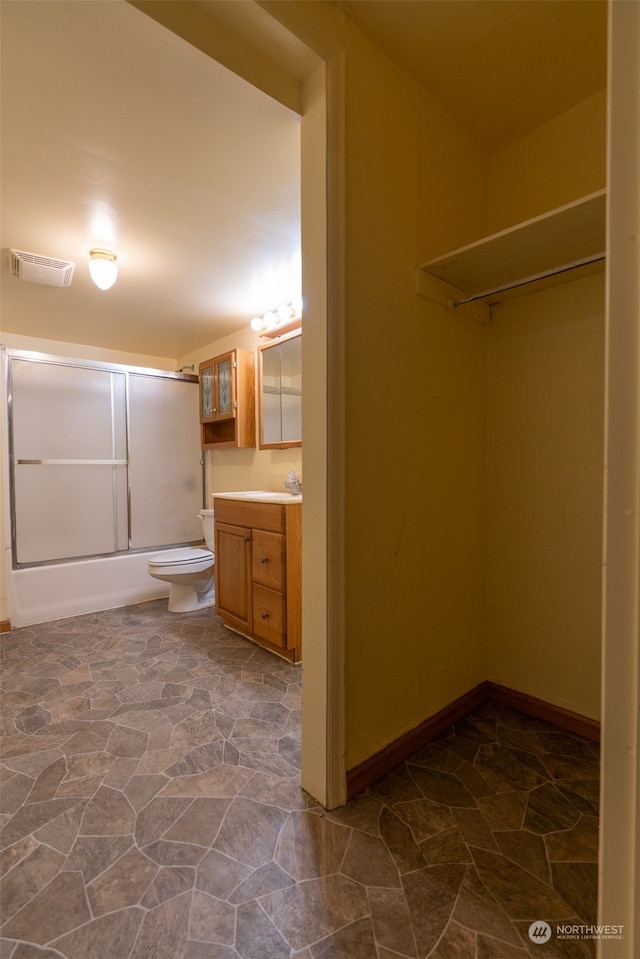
[257, 331, 302, 449]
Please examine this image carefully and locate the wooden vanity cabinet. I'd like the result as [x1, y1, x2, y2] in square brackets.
[198, 349, 255, 449]
[213, 497, 301, 662]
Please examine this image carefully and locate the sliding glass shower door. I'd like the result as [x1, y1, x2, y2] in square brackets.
[128, 371, 202, 549]
[8, 353, 202, 567]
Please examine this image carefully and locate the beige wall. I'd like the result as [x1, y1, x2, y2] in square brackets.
[338, 54, 607, 761]
[1, 331, 176, 370]
[487, 274, 605, 719]
[266, 6, 608, 772]
[488, 89, 607, 232]
[335, 21, 490, 769]
[484, 92, 607, 722]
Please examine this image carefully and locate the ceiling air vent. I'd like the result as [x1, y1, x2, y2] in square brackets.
[11, 249, 75, 287]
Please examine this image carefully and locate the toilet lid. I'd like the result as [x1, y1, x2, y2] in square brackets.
[147, 547, 212, 567]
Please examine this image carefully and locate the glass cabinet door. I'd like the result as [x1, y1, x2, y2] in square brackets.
[200, 363, 214, 419]
[214, 353, 235, 420]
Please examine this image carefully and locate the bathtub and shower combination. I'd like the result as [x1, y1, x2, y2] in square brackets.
[3, 348, 210, 628]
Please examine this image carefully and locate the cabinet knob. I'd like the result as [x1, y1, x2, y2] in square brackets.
[261, 612, 269, 620]
[244, 536, 251, 543]
[260, 557, 269, 564]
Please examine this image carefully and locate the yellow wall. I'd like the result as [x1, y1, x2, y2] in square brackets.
[487, 274, 605, 718]
[337, 40, 607, 760]
[484, 92, 606, 722]
[337, 21, 490, 769]
[488, 89, 606, 232]
[1, 332, 175, 370]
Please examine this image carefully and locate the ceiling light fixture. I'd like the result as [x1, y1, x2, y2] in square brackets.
[88, 248, 118, 290]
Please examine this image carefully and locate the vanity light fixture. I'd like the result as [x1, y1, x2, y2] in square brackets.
[88, 248, 118, 290]
[250, 299, 302, 335]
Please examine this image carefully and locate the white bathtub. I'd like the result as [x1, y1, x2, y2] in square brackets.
[8, 550, 171, 628]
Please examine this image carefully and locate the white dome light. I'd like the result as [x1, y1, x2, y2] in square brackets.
[88, 248, 118, 290]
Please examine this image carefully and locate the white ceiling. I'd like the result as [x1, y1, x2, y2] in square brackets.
[0, 0, 607, 360]
[0, 0, 302, 359]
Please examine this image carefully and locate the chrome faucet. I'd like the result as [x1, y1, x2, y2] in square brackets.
[283, 470, 302, 495]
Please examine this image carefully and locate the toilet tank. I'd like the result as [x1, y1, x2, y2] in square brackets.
[198, 509, 215, 551]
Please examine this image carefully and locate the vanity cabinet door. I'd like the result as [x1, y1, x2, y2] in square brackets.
[214, 522, 252, 633]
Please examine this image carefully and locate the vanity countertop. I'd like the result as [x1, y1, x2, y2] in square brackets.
[213, 490, 302, 505]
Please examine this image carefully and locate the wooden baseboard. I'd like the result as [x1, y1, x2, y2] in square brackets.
[346, 680, 600, 800]
[346, 682, 488, 800]
[0, 619, 11, 634]
[486, 681, 600, 743]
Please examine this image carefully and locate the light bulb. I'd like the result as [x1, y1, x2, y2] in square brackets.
[250, 317, 266, 332]
[277, 303, 294, 321]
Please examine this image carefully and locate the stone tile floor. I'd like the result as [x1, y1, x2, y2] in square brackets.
[0, 601, 599, 958]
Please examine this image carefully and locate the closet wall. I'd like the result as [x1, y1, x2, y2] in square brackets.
[488, 89, 606, 231]
[487, 275, 604, 719]
[318, 7, 607, 771]
[339, 18, 490, 771]
[485, 95, 607, 721]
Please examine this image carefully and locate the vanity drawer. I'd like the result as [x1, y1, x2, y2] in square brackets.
[252, 530, 285, 590]
[253, 584, 285, 646]
[214, 498, 284, 532]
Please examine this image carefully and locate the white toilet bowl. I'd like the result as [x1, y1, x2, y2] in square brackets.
[147, 509, 215, 612]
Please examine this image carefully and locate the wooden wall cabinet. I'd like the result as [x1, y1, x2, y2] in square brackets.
[198, 349, 255, 449]
[213, 496, 301, 662]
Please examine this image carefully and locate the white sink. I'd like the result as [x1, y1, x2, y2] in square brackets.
[213, 490, 302, 504]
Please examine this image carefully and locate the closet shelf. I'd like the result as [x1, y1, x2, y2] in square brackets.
[417, 190, 606, 309]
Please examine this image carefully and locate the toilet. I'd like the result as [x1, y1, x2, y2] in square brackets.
[147, 509, 215, 612]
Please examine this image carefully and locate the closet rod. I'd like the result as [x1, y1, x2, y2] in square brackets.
[452, 251, 606, 308]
